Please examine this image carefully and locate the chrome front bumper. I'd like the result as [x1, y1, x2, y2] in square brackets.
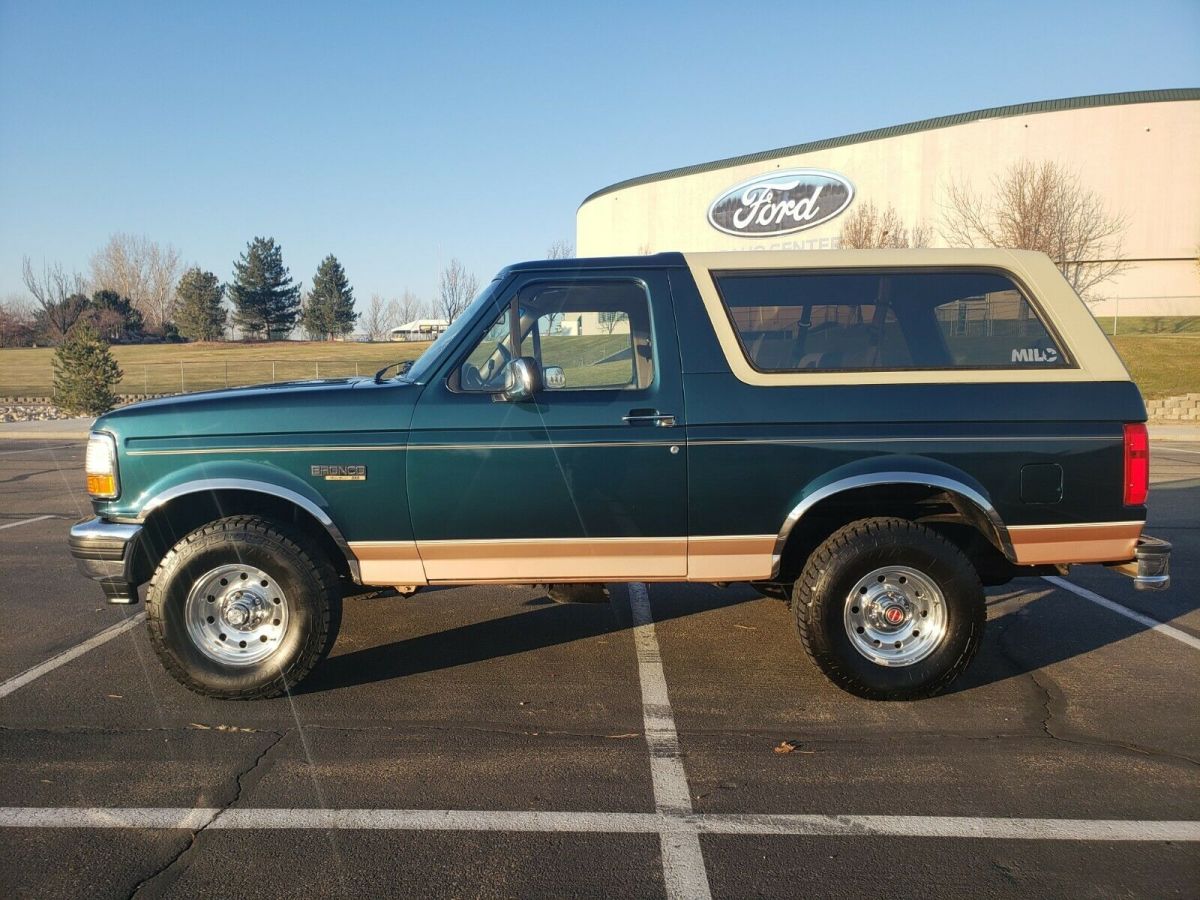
[1107, 535, 1172, 591]
[68, 517, 143, 604]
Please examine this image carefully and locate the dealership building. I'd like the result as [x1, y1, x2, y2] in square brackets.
[576, 89, 1199, 317]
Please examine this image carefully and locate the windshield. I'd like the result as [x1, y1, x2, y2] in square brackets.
[400, 277, 504, 384]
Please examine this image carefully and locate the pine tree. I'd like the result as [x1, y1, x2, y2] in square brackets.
[51, 323, 123, 415]
[300, 254, 358, 340]
[174, 268, 227, 341]
[228, 237, 301, 340]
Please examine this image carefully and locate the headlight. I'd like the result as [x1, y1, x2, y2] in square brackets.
[85, 432, 120, 499]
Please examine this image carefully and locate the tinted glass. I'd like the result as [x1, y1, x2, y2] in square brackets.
[714, 270, 1065, 371]
[458, 281, 653, 392]
[523, 282, 650, 390]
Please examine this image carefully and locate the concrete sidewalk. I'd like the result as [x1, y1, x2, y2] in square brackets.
[2, 416, 1198, 442]
[0, 418, 93, 441]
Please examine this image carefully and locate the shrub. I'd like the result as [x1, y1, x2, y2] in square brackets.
[51, 323, 123, 415]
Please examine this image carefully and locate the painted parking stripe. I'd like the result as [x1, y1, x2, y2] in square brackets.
[1155, 445, 1200, 455]
[0, 807, 1196, 842]
[0, 613, 146, 699]
[0, 443, 75, 455]
[0, 514, 57, 531]
[1044, 576, 1200, 651]
[628, 582, 713, 900]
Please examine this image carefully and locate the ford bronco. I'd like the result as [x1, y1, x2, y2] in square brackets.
[69, 249, 1171, 700]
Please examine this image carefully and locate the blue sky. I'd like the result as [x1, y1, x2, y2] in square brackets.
[1, 0, 1197, 308]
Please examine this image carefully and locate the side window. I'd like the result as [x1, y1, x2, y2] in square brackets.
[458, 281, 654, 392]
[458, 308, 513, 391]
[933, 289, 1062, 366]
[712, 269, 1065, 372]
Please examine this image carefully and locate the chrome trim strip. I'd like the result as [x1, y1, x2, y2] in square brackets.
[689, 435, 1114, 447]
[1007, 520, 1144, 532]
[771, 472, 1015, 576]
[128, 441, 676, 456]
[127, 445, 408, 456]
[138, 478, 361, 583]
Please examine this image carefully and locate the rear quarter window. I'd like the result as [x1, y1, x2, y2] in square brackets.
[712, 269, 1068, 372]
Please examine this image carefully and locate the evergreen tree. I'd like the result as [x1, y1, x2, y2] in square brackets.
[52, 323, 123, 414]
[85, 289, 144, 342]
[300, 254, 358, 340]
[174, 267, 227, 341]
[228, 237, 300, 340]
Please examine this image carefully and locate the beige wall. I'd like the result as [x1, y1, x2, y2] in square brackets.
[577, 99, 1200, 317]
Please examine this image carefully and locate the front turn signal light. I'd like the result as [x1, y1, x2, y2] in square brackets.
[85, 432, 120, 500]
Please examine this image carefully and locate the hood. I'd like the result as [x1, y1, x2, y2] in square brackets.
[95, 376, 418, 442]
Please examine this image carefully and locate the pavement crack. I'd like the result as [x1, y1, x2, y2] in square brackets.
[127, 729, 287, 900]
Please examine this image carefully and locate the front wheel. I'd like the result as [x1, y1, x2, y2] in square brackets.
[146, 515, 342, 700]
[792, 517, 984, 700]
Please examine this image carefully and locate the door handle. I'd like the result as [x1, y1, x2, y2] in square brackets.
[623, 409, 676, 427]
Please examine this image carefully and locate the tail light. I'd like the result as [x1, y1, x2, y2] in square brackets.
[1123, 423, 1149, 506]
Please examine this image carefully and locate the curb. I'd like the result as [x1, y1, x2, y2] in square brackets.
[0, 429, 91, 441]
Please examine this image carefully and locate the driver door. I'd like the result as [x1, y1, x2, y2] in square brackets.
[406, 269, 687, 582]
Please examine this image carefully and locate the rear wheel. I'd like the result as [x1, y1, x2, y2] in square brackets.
[146, 515, 342, 700]
[792, 517, 984, 700]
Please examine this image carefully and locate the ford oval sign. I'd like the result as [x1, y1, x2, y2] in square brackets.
[707, 169, 855, 237]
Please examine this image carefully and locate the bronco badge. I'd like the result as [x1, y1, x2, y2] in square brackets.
[311, 464, 367, 481]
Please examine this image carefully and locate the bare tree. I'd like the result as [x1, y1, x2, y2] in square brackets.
[839, 201, 931, 248]
[598, 311, 628, 335]
[546, 239, 575, 259]
[0, 294, 35, 347]
[90, 233, 182, 331]
[22, 257, 89, 343]
[395, 288, 423, 326]
[941, 160, 1127, 304]
[362, 294, 390, 341]
[437, 258, 478, 323]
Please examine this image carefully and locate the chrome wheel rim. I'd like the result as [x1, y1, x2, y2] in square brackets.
[184, 564, 289, 666]
[844, 565, 947, 667]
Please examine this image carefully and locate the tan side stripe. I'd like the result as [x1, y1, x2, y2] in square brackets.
[418, 537, 687, 583]
[348, 535, 782, 585]
[1009, 521, 1143, 565]
[687, 535, 776, 580]
[349, 540, 426, 586]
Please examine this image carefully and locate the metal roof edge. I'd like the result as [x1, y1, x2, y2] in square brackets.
[579, 88, 1200, 208]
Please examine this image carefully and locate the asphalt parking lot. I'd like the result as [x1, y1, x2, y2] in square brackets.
[0, 438, 1197, 898]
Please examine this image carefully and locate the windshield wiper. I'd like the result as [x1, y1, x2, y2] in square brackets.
[373, 359, 413, 384]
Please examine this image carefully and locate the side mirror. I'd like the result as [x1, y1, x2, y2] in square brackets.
[502, 356, 542, 402]
[543, 365, 566, 389]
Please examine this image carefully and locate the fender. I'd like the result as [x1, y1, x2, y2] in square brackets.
[772, 454, 1015, 574]
[132, 462, 358, 581]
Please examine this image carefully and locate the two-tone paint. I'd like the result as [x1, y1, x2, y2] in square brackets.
[85, 249, 1149, 592]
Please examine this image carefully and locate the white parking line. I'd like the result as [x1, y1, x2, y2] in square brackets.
[1, 807, 1196, 842]
[1043, 576, 1200, 651]
[1156, 445, 1200, 455]
[628, 582, 713, 900]
[0, 443, 75, 456]
[0, 514, 57, 531]
[0, 613, 146, 699]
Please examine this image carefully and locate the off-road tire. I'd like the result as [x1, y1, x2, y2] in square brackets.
[146, 515, 342, 700]
[792, 517, 984, 700]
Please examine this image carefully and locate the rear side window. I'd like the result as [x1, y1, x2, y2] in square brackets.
[712, 269, 1066, 372]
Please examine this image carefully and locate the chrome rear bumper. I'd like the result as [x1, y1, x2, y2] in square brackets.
[1106, 535, 1171, 591]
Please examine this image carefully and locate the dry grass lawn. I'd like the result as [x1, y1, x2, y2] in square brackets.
[0, 333, 1196, 400]
[0, 341, 432, 396]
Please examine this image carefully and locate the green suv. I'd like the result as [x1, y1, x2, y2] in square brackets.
[69, 249, 1171, 700]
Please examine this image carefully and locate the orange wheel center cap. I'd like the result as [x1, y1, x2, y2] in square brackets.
[883, 605, 906, 626]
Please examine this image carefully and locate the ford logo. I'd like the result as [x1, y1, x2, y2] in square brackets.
[707, 169, 855, 237]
